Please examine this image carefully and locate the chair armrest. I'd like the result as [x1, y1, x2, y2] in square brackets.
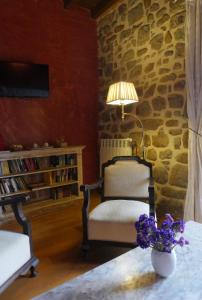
[81, 179, 103, 244]
[0, 195, 30, 207]
[149, 177, 154, 188]
[80, 179, 103, 193]
[148, 177, 155, 217]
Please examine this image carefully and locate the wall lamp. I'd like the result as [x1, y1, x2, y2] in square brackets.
[106, 81, 144, 148]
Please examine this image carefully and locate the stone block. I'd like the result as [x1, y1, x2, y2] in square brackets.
[150, 2, 160, 12]
[161, 186, 186, 200]
[174, 137, 181, 149]
[120, 120, 135, 132]
[160, 73, 176, 82]
[136, 101, 152, 117]
[142, 119, 164, 130]
[152, 96, 166, 111]
[144, 62, 155, 73]
[168, 94, 184, 108]
[159, 68, 170, 74]
[144, 0, 151, 9]
[157, 85, 167, 94]
[147, 148, 157, 161]
[159, 149, 173, 159]
[144, 84, 156, 97]
[153, 166, 168, 184]
[128, 3, 144, 25]
[114, 25, 124, 33]
[120, 29, 132, 41]
[156, 7, 167, 18]
[174, 28, 185, 41]
[165, 111, 172, 117]
[164, 50, 174, 57]
[123, 49, 135, 61]
[152, 131, 169, 147]
[166, 119, 179, 127]
[174, 80, 185, 91]
[175, 152, 188, 164]
[144, 134, 151, 146]
[130, 64, 142, 77]
[138, 25, 150, 46]
[156, 198, 184, 220]
[157, 14, 170, 27]
[169, 129, 182, 135]
[169, 163, 188, 188]
[118, 3, 127, 14]
[151, 33, 164, 50]
[137, 48, 147, 57]
[173, 62, 182, 70]
[165, 31, 172, 43]
[170, 11, 185, 28]
[175, 42, 185, 57]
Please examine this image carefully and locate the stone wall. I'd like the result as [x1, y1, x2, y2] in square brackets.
[97, 0, 187, 218]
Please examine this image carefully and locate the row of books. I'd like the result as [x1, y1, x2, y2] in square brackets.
[50, 154, 76, 167]
[0, 154, 77, 176]
[51, 186, 78, 200]
[0, 177, 27, 195]
[44, 168, 77, 184]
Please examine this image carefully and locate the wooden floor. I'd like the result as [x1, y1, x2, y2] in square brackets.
[0, 194, 129, 300]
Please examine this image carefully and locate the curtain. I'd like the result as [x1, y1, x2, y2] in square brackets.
[184, 0, 202, 222]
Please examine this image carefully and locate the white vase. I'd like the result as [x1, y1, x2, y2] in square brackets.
[151, 248, 176, 277]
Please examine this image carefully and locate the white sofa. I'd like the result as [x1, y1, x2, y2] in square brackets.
[0, 196, 38, 294]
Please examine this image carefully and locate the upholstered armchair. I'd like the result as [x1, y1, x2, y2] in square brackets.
[80, 156, 155, 253]
[0, 196, 38, 294]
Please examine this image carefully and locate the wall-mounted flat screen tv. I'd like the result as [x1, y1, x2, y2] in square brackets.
[0, 62, 49, 98]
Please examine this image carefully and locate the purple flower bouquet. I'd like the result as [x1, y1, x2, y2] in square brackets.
[135, 214, 189, 253]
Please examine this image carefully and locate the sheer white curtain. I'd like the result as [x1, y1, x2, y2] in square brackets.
[184, 0, 202, 222]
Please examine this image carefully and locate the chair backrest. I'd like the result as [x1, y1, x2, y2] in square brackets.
[102, 156, 152, 200]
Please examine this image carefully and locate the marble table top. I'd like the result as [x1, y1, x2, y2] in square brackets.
[33, 221, 202, 300]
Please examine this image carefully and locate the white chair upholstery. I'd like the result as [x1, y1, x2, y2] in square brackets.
[0, 230, 31, 287]
[88, 200, 149, 243]
[104, 160, 150, 198]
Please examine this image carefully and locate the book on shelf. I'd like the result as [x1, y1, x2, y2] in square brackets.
[0, 161, 10, 175]
[0, 176, 28, 195]
[10, 177, 19, 192]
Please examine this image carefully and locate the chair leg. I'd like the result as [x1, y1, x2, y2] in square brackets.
[30, 265, 37, 277]
[81, 243, 90, 258]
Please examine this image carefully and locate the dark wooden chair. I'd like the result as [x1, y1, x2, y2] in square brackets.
[80, 156, 155, 254]
[0, 196, 38, 294]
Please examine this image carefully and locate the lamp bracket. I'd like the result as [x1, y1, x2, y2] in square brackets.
[121, 104, 144, 147]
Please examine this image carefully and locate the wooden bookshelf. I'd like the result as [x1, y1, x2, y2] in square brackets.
[0, 146, 85, 211]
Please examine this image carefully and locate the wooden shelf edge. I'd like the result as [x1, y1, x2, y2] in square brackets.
[0, 146, 86, 161]
[0, 189, 30, 198]
[0, 165, 78, 179]
[31, 180, 78, 191]
[0, 181, 79, 197]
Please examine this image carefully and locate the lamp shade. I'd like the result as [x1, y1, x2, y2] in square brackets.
[106, 81, 139, 105]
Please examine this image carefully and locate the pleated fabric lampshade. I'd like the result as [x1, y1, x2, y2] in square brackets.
[106, 81, 139, 106]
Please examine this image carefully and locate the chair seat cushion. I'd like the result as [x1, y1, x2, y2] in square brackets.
[0, 230, 31, 287]
[88, 200, 149, 243]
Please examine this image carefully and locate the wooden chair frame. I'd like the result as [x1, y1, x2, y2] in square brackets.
[0, 196, 39, 294]
[80, 156, 155, 253]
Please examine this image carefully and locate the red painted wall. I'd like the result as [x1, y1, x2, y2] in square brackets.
[0, 0, 98, 183]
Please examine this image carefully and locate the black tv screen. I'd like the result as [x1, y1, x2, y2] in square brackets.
[0, 62, 49, 98]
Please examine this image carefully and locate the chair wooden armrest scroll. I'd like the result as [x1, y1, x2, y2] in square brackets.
[0, 195, 39, 294]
